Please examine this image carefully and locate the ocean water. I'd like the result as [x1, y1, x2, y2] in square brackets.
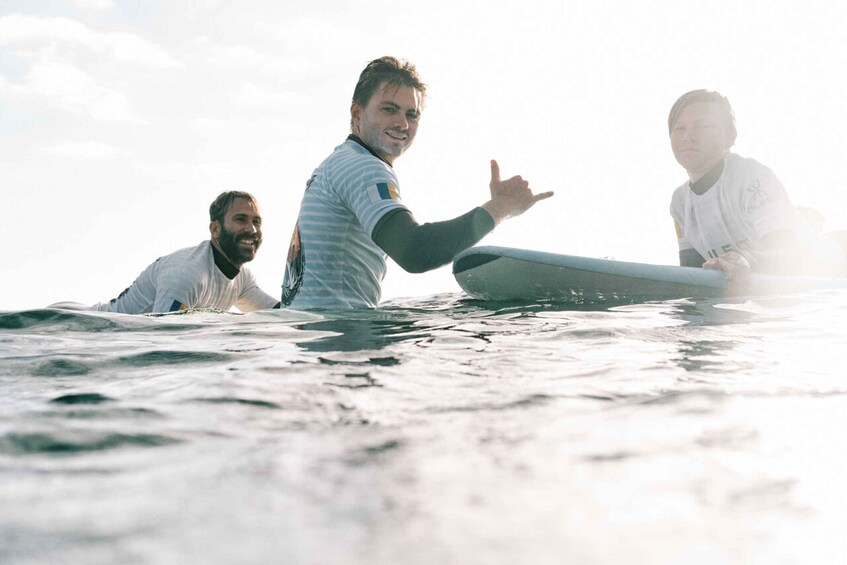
[2, 290, 847, 564]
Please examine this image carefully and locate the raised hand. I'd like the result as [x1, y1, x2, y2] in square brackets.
[482, 160, 554, 224]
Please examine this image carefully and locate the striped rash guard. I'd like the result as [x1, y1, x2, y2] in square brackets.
[282, 136, 408, 309]
[282, 135, 495, 309]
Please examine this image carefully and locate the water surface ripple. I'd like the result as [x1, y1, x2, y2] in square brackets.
[1, 291, 846, 564]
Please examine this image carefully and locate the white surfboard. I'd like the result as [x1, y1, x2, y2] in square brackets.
[452, 246, 847, 302]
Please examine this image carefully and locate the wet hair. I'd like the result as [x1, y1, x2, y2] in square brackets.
[209, 191, 256, 223]
[351, 56, 427, 108]
[668, 89, 738, 146]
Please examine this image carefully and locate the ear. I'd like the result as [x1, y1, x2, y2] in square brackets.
[350, 103, 361, 132]
[726, 130, 737, 149]
[210, 220, 220, 239]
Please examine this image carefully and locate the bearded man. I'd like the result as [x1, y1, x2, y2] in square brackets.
[94, 191, 279, 314]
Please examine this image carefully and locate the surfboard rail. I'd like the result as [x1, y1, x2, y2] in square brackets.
[452, 246, 847, 302]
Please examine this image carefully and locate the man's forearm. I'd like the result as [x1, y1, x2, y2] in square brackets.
[373, 208, 495, 273]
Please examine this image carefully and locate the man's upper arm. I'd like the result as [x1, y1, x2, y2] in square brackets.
[235, 272, 281, 312]
[742, 167, 795, 237]
[339, 161, 408, 237]
[151, 267, 197, 313]
[152, 292, 190, 313]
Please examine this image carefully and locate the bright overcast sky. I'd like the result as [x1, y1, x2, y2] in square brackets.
[3, 0, 847, 310]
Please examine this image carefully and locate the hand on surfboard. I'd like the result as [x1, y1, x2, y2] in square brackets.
[703, 251, 751, 295]
[481, 160, 554, 224]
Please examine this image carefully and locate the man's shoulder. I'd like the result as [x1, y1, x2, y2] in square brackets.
[670, 180, 691, 205]
[313, 140, 398, 200]
[725, 153, 773, 177]
[723, 153, 785, 196]
[232, 263, 257, 282]
[154, 241, 213, 271]
[324, 139, 394, 175]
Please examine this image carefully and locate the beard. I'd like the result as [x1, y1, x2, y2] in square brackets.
[218, 225, 260, 265]
[357, 117, 412, 162]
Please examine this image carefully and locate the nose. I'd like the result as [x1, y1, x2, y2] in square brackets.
[393, 113, 409, 130]
[684, 127, 699, 142]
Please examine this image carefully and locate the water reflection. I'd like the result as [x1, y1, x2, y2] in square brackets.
[672, 339, 746, 373]
[294, 317, 428, 353]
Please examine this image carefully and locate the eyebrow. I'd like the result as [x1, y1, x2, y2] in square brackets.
[380, 100, 420, 119]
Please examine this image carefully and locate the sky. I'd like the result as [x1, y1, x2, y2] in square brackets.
[3, 0, 847, 310]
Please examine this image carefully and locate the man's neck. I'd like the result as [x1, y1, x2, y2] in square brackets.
[347, 134, 393, 167]
[688, 158, 726, 196]
[210, 240, 240, 280]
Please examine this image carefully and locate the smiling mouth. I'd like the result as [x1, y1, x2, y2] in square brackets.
[385, 130, 408, 142]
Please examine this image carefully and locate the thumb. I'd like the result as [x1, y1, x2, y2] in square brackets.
[489, 159, 500, 184]
[532, 191, 555, 203]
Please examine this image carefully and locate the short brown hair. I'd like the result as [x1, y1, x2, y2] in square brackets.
[352, 56, 427, 108]
[209, 191, 256, 223]
[668, 89, 737, 146]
